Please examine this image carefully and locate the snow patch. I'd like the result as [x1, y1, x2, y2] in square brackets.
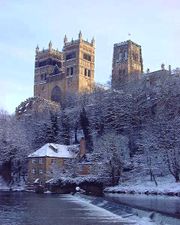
[105, 175, 180, 196]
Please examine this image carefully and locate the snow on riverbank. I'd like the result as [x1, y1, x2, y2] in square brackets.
[0, 176, 25, 191]
[105, 175, 180, 196]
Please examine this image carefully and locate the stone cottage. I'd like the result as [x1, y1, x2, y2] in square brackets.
[27, 138, 90, 186]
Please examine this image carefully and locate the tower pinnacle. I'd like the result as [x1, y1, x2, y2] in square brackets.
[49, 41, 52, 51]
[78, 30, 82, 40]
[36, 45, 39, 54]
[64, 34, 68, 45]
[91, 37, 95, 46]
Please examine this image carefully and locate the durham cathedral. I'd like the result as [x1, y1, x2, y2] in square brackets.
[34, 31, 95, 104]
[16, 32, 146, 115]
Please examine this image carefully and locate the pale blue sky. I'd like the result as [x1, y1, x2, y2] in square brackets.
[0, 0, 179, 113]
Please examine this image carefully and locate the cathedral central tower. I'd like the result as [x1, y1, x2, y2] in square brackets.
[112, 40, 143, 88]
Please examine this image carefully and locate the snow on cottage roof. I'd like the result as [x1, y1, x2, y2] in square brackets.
[28, 143, 79, 158]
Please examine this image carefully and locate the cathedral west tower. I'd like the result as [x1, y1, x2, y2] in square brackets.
[34, 42, 65, 104]
[34, 32, 95, 105]
[63, 31, 95, 94]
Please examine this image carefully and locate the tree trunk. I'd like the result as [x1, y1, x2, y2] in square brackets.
[74, 126, 78, 144]
[175, 173, 180, 182]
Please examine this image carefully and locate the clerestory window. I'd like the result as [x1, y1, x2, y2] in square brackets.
[66, 51, 76, 60]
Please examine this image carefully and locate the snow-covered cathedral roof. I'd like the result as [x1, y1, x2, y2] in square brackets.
[28, 143, 79, 158]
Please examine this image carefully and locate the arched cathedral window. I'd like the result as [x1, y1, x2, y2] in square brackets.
[51, 86, 61, 103]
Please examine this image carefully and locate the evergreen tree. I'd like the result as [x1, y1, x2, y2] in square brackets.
[80, 107, 93, 152]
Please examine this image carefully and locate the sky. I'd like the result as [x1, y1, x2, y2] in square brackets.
[0, 0, 179, 114]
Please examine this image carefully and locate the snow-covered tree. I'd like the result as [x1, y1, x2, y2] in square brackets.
[157, 117, 180, 182]
[0, 113, 31, 183]
[92, 132, 129, 186]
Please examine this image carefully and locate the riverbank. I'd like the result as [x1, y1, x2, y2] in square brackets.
[0, 176, 26, 192]
[1, 175, 180, 197]
[104, 175, 180, 197]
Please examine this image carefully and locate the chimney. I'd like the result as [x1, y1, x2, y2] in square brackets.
[169, 65, 172, 74]
[79, 137, 86, 157]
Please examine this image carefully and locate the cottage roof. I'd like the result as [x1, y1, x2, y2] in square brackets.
[28, 143, 79, 158]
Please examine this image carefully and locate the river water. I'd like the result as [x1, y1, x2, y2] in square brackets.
[0, 192, 134, 225]
[1, 192, 180, 225]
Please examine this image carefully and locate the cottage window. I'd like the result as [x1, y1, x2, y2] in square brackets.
[32, 159, 36, 164]
[51, 159, 56, 164]
[39, 158, 43, 164]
